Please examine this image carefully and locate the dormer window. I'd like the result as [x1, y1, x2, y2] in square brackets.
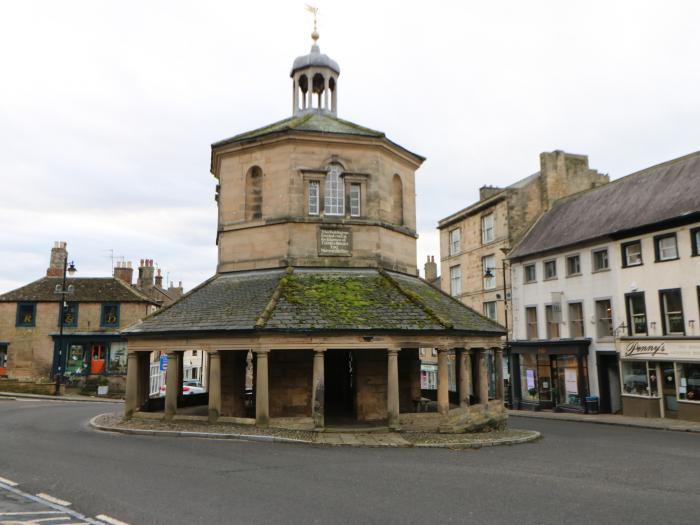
[324, 164, 344, 216]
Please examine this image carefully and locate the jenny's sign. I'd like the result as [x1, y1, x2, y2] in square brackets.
[318, 227, 352, 256]
[619, 339, 700, 361]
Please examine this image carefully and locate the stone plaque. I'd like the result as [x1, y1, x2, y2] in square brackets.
[318, 227, 352, 256]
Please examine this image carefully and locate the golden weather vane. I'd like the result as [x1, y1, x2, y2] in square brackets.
[305, 4, 319, 43]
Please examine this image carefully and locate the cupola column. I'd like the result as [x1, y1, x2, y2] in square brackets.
[292, 79, 298, 114]
[323, 75, 329, 110]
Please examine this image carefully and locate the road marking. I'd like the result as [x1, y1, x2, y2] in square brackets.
[0, 511, 63, 515]
[36, 493, 72, 506]
[95, 514, 131, 525]
[0, 476, 18, 486]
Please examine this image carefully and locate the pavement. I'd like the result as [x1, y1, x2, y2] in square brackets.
[508, 408, 700, 432]
[1, 398, 699, 524]
[0, 391, 123, 403]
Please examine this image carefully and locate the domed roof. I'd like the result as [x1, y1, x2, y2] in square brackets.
[290, 45, 340, 77]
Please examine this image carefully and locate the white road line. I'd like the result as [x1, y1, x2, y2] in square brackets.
[0, 476, 18, 486]
[36, 493, 72, 506]
[0, 511, 63, 515]
[95, 514, 131, 525]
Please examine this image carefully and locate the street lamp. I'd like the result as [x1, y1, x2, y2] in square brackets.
[54, 258, 77, 394]
[484, 260, 512, 407]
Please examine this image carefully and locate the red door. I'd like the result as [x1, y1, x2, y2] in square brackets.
[90, 344, 105, 374]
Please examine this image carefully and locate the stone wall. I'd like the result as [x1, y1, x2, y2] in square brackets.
[221, 350, 247, 417]
[355, 349, 387, 421]
[269, 349, 312, 417]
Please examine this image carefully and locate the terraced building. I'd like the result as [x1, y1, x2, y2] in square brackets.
[122, 30, 505, 429]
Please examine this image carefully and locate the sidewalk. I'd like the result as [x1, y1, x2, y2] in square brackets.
[508, 409, 700, 433]
[0, 391, 123, 403]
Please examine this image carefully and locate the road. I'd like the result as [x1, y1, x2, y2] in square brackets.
[0, 398, 698, 525]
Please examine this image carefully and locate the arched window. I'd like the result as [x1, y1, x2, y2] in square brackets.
[324, 164, 344, 216]
[245, 166, 263, 220]
[392, 174, 404, 225]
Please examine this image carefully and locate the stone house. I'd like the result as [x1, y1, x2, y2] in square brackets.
[0, 242, 176, 393]
[122, 30, 506, 430]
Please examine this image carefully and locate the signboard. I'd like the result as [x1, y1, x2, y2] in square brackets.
[318, 227, 352, 256]
[159, 355, 168, 372]
[618, 339, 700, 361]
[526, 369, 536, 390]
[565, 369, 578, 394]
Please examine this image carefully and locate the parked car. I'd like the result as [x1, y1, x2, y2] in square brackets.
[158, 383, 205, 397]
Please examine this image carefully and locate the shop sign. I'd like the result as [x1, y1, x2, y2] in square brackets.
[619, 339, 700, 361]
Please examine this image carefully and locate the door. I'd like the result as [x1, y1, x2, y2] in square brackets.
[90, 344, 106, 374]
[597, 353, 622, 414]
[659, 361, 678, 418]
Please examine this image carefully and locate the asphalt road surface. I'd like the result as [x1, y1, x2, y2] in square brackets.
[0, 398, 698, 525]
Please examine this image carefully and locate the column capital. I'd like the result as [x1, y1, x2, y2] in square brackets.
[437, 347, 451, 354]
[313, 348, 327, 354]
[208, 350, 220, 357]
[166, 350, 179, 357]
[254, 348, 270, 355]
[387, 348, 401, 355]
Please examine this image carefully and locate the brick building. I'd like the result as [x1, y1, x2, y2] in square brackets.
[122, 29, 506, 430]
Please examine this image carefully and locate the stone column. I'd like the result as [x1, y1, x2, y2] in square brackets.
[292, 78, 298, 113]
[312, 349, 325, 429]
[323, 76, 329, 110]
[410, 350, 422, 408]
[458, 348, 472, 408]
[477, 349, 490, 405]
[164, 351, 180, 421]
[208, 351, 221, 423]
[331, 78, 337, 113]
[437, 348, 450, 416]
[387, 348, 400, 430]
[255, 349, 270, 427]
[124, 351, 140, 419]
[494, 348, 505, 402]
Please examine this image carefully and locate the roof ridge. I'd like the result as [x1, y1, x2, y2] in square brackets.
[0, 276, 47, 300]
[112, 277, 158, 304]
[378, 268, 453, 329]
[254, 266, 294, 329]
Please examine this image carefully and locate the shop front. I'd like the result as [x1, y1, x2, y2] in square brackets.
[617, 337, 700, 422]
[510, 340, 591, 413]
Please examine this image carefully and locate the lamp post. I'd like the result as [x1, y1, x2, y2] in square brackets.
[54, 258, 77, 395]
[484, 260, 511, 406]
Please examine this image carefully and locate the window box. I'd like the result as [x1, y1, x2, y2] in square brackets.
[16, 303, 36, 327]
[621, 240, 643, 267]
[654, 233, 679, 262]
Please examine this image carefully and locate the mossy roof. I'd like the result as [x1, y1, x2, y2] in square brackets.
[123, 268, 504, 336]
[0, 277, 157, 304]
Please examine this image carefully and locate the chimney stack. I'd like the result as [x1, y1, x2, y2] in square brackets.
[47, 241, 68, 277]
[113, 261, 134, 285]
[168, 280, 184, 298]
[155, 268, 163, 288]
[137, 259, 156, 290]
[424, 255, 438, 283]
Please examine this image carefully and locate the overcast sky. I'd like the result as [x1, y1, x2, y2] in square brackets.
[1, 0, 699, 294]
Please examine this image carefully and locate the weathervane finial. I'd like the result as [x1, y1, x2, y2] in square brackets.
[305, 5, 319, 45]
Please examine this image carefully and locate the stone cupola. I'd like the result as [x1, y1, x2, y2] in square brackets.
[290, 23, 339, 115]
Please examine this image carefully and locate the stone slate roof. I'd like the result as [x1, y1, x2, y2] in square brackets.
[0, 277, 157, 304]
[291, 45, 340, 75]
[508, 151, 700, 260]
[123, 268, 504, 336]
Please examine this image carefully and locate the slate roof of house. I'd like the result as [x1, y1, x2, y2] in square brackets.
[123, 268, 505, 335]
[508, 151, 700, 260]
[0, 277, 158, 304]
[211, 112, 425, 161]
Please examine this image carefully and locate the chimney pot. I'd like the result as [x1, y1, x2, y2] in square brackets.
[46, 241, 68, 277]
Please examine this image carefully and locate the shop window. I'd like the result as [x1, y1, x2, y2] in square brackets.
[16, 303, 36, 327]
[525, 307, 538, 340]
[621, 240, 643, 267]
[449, 265, 461, 297]
[691, 227, 700, 257]
[324, 164, 345, 216]
[595, 299, 613, 339]
[553, 355, 582, 407]
[483, 301, 497, 321]
[543, 259, 557, 280]
[58, 302, 78, 327]
[449, 228, 460, 256]
[308, 180, 320, 215]
[625, 292, 648, 336]
[66, 344, 87, 377]
[592, 248, 609, 271]
[654, 233, 679, 262]
[524, 264, 536, 283]
[520, 353, 539, 401]
[677, 362, 700, 402]
[0, 344, 7, 374]
[568, 302, 584, 337]
[545, 305, 560, 339]
[100, 303, 120, 328]
[622, 361, 657, 396]
[108, 342, 128, 375]
[349, 183, 361, 217]
[566, 254, 581, 276]
[659, 289, 684, 335]
[481, 213, 494, 244]
[482, 255, 496, 290]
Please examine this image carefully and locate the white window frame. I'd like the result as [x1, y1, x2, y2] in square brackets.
[568, 302, 584, 338]
[308, 180, 320, 216]
[592, 248, 609, 271]
[566, 254, 581, 276]
[349, 183, 361, 217]
[324, 164, 345, 216]
[543, 259, 557, 280]
[483, 301, 497, 321]
[595, 299, 613, 339]
[449, 228, 461, 256]
[623, 241, 643, 267]
[481, 213, 495, 244]
[656, 234, 678, 261]
[450, 265, 461, 297]
[524, 264, 536, 283]
[482, 255, 496, 290]
[545, 304, 560, 339]
[525, 306, 538, 340]
[660, 289, 685, 335]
